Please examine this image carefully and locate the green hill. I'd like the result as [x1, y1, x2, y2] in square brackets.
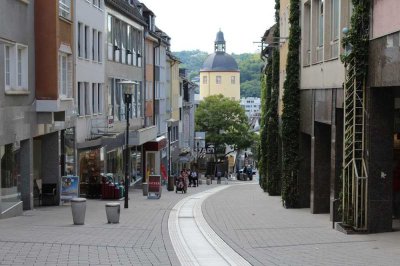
[173, 50, 263, 98]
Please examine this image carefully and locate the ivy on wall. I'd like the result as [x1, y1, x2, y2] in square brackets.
[342, 0, 370, 78]
[259, 58, 272, 192]
[281, 0, 301, 208]
[266, 0, 282, 195]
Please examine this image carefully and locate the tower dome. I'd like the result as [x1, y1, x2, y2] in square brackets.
[201, 30, 239, 72]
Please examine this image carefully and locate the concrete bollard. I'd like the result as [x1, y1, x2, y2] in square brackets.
[71, 198, 86, 225]
[105, 202, 120, 223]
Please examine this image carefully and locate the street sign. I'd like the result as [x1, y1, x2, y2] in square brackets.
[206, 144, 215, 154]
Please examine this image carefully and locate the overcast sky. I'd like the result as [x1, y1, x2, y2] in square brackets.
[142, 0, 275, 54]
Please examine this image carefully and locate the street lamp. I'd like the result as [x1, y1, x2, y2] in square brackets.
[118, 80, 138, 209]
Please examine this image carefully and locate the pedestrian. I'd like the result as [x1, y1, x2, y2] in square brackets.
[191, 170, 198, 187]
[217, 170, 222, 184]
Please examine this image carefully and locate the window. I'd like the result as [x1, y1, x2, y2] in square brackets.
[78, 82, 84, 115]
[330, 0, 340, 58]
[318, 0, 324, 47]
[85, 25, 90, 59]
[231, 76, 235, 84]
[92, 83, 98, 114]
[59, 0, 71, 20]
[5, 46, 10, 87]
[203, 76, 207, 84]
[85, 82, 91, 115]
[216, 76, 221, 84]
[106, 14, 143, 66]
[93, 0, 100, 8]
[107, 15, 113, 60]
[303, 2, 311, 65]
[4, 44, 28, 91]
[78, 22, 83, 57]
[146, 81, 153, 100]
[98, 32, 102, 62]
[331, 0, 339, 41]
[93, 29, 98, 61]
[59, 53, 68, 97]
[17, 48, 22, 87]
[98, 84, 103, 113]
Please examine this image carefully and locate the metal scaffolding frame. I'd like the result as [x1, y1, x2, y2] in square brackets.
[342, 59, 368, 231]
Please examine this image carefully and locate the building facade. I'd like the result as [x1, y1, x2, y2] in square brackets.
[366, 0, 400, 232]
[240, 97, 261, 117]
[0, 0, 36, 217]
[74, 0, 106, 193]
[200, 30, 240, 101]
[104, 0, 157, 186]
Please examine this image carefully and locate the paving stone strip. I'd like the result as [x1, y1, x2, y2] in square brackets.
[169, 185, 251, 266]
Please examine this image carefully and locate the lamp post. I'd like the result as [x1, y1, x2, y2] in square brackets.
[118, 80, 138, 209]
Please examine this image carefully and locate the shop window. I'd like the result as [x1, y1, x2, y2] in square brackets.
[1, 144, 21, 210]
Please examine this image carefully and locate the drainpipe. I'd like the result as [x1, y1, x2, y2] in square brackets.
[153, 36, 161, 127]
[143, 31, 147, 128]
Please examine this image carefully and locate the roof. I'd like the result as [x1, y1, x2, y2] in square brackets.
[200, 52, 239, 72]
[105, 0, 147, 26]
[215, 30, 225, 43]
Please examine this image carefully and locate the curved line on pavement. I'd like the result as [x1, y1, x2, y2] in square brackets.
[168, 185, 251, 266]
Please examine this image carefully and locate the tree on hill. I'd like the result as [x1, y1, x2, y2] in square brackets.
[195, 94, 255, 157]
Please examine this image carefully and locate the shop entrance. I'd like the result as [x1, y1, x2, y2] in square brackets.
[393, 95, 400, 229]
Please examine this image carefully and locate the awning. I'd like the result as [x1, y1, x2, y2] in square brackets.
[129, 126, 157, 146]
[144, 136, 167, 151]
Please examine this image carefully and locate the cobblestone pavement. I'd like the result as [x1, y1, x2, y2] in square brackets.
[203, 183, 400, 266]
[0, 183, 217, 266]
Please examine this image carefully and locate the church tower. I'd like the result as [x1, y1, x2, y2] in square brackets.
[199, 30, 240, 101]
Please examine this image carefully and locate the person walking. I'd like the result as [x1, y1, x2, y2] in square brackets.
[191, 170, 198, 187]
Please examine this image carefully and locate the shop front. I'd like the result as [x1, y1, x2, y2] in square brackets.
[143, 136, 167, 183]
[0, 144, 21, 216]
[78, 147, 105, 198]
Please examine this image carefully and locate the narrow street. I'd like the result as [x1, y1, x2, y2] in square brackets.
[1, 179, 400, 265]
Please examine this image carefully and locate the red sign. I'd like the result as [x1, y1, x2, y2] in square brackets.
[148, 175, 161, 193]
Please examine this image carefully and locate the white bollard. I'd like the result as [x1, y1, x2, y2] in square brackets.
[71, 198, 87, 225]
[106, 202, 121, 223]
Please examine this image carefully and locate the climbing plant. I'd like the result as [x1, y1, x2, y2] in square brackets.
[341, 0, 370, 78]
[281, 0, 301, 208]
[340, 0, 370, 226]
[266, 0, 281, 196]
[259, 58, 272, 192]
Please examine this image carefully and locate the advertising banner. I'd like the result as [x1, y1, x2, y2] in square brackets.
[60, 175, 80, 202]
[148, 175, 161, 199]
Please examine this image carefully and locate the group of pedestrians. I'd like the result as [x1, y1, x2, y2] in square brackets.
[176, 169, 199, 190]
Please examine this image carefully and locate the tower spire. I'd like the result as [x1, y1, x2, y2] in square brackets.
[214, 30, 226, 52]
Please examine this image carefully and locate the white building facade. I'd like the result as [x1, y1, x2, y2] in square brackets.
[240, 97, 261, 117]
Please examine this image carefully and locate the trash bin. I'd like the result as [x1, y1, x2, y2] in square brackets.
[142, 183, 148, 196]
[206, 178, 211, 185]
[167, 176, 174, 191]
[71, 198, 86, 225]
[105, 202, 120, 223]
